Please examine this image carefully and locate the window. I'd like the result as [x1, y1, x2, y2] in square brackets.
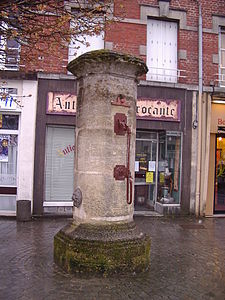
[0, 114, 19, 187]
[0, 133, 18, 186]
[219, 28, 225, 87]
[134, 130, 182, 211]
[44, 126, 75, 204]
[0, 118, 18, 213]
[157, 132, 182, 205]
[68, 11, 104, 63]
[68, 32, 104, 62]
[147, 19, 178, 83]
[0, 23, 20, 71]
[0, 87, 19, 213]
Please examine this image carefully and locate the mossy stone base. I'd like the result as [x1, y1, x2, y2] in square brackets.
[54, 221, 151, 275]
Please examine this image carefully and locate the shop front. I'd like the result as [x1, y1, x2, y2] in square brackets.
[0, 77, 37, 216]
[33, 78, 76, 215]
[206, 99, 225, 215]
[0, 104, 19, 215]
[136, 86, 192, 215]
[134, 130, 182, 213]
[34, 81, 192, 216]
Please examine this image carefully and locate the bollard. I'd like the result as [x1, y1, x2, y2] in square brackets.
[16, 200, 31, 222]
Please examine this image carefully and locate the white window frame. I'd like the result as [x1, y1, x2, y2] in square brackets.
[0, 23, 20, 71]
[68, 11, 105, 63]
[219, 27, 225, 87]
[0, 112, 20, 188]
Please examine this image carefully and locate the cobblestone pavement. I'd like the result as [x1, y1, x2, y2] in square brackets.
[0, 216, 225, 300]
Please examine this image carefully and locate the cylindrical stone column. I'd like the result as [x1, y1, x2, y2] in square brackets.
[54, 50, 150, 275]
[70, 50, 147, 224]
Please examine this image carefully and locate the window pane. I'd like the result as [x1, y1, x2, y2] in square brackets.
[45, 126, 75, 202]
[220, 31, 225, 86]
[0, 134, 18, 186]
[135, 136, 157, 211]
[0, 195, 16, 211]
[221, 32, 225, 49]
[136, 131, 157, 140]
[0, 37, 20, 70]
[68, 12, 104, 62]
[7, 39, 19, 49]
[221, 32, 225, 67]
[215, 135, 225, 212]
[0, 115, 19, 130]
[157, 132, 182, 204]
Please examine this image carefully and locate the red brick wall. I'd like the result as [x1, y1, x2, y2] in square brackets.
[106, 0, 225, 87]
[19, 0, 225, 87]
[106, 22, 146, 57]
[20, 45, 68, 74]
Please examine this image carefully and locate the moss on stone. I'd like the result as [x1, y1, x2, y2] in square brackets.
[67, 49, 148, 78]
[54, 222, 151, 276]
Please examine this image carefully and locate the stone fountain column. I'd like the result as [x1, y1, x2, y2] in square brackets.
[54, 50, 150, 275]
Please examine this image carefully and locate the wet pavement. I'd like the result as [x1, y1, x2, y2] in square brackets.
[0, 216, 225, 300]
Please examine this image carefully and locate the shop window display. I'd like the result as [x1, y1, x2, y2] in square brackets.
[135, 131, 157, 210]
[0, 134, 17, 186]
[134, 131, 182, 211]
[215, 135, 225, 212]
[157, 132, 182, 204]
[0, 114, 18, 187]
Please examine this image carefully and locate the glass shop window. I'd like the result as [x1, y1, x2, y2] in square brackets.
[0, 134, 18, 186]
[0, 114, 19, 130]
[0, 114, 18, 187]
[157, 132, 182, 204]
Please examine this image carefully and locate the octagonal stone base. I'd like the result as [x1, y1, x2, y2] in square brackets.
[54, 221, 151, 275]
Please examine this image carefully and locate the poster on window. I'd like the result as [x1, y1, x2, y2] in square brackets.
[0, 135, 9, 162]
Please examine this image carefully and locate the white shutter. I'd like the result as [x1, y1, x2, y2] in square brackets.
[68, 17, 104, 63]
[45, 126, 75, 203]
[147, 19, 177, 83]
[68, 33, 104, 62]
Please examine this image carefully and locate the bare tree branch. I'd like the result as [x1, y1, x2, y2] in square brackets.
[0, 0, 115, 69]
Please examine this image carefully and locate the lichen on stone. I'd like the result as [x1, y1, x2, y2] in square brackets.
[67, 49, 148, 78]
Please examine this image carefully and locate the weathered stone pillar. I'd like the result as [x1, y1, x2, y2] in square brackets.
[54, 50, 150, 275]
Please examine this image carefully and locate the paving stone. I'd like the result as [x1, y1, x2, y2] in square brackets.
[0, 216, 224, 300]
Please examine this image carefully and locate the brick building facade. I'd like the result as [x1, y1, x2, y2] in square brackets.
[0, 0, 225, 217]
[17, 0, 225, 88]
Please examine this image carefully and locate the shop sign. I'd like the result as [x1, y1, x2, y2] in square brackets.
[136, 98, 181, 122]
[211, 103, 225, 133]
[47, 92, 77, 115]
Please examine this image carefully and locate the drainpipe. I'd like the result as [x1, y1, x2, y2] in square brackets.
[195, 3, 203, 216]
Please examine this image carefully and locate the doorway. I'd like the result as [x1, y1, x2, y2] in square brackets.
[134, 130, 182, 211]
[214, 134, 225, 213]
[135, 131, 158, 210]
